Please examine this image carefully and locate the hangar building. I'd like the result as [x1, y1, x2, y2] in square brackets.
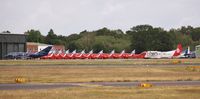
[196, 45, 200, 58]
[27, 42, 65, 53]
[0, 33, 27, 59]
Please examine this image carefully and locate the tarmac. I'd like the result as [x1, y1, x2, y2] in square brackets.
[1, 81, 200, 90]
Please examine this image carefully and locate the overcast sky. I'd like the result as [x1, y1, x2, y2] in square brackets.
[0, 0, 200, 35]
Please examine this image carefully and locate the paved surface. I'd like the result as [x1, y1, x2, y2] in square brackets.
[91, 81, 200, 87]
[1, 81, 200, 90]
[0, 83, 79, 90]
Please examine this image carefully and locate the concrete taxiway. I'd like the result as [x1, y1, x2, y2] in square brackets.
[0, 81, 200, 90]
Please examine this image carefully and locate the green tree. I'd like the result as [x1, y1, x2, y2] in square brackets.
[130, 24, 153, 33]
[76, 32, 96, 52]
[96, 27, 124, 38]
[45, 29, 63, 45]
[179, 26, 193, 35]
[96, 27, 112, 36]
[25, 29, 44, 43]
[93, 43, 106, 53]
[65, 34, 81, 49]
[191, 27, 200, 41]
[130, 25, 174, 53]
[68, 42, 80, 52]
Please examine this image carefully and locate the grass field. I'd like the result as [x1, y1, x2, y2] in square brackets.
[0, 58, 200, 66]
[1, 86, 200, 99]
[0, 59, 200, 83]
[0, 59, 200, 99]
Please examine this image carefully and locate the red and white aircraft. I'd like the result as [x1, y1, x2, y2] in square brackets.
[41, 44, 182, 59]
[55, 50, 69, 59]
[41, 49, 56, 59]
[144, 44, 182, 59]
[112, 50, 125, 59]
[52, 50, 64, 59]
[101, 50, 115, 59]
[81, 50, 93, 59]
[131, 51, 147, 59]
[90, 50, 103, 59]
[122, 50, 135, 59]
[73, 50, 86, 59]
[64, 50, 77, 59]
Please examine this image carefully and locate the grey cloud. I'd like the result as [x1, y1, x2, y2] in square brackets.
[0, 0, 200, 35]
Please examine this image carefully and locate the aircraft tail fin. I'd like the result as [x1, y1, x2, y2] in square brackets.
[65, 50, 69, 54]
[30, 46, 52, 58]
[72, 50, 76, 54]
[89, 50, 93, 54]
[183, 46, 191, 57]
[187, 46, 190, 54]
[131, 50, 135, 55]
[173, 44, 182, 56]
[121, 50, 125, 53]
[109, 50, 115, 57]
[110, 50, 115, 54]
[81, 50, 85, 54]
[120, 50, 125, 54]
[38, 46, 52, 55]
[58, 50, 62, 54]
[96, 50, 103, 57]
[48, 48, 56, 54]
[99, 50, 103, 54]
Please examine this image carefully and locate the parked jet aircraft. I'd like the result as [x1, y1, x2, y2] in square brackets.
[131, 51, 147, 59]
[80, 50, 93, 59]
[122, 50, 135, 59]
[4, 46, 52, 59]
[90, 50, 103, 59]
[38, 44, 182, 60]
[64, 50, 77, 59]
[183, 46, 191, 58]
[101, 50, 115, 59]
[73, 50, 85, 59]
[57, 50, 69, 59]
[144, 44, 182, 59]
[41, 49, 56, 59]
[178, 46, 196, 58]
[51, 50, 63, 59]
[112, 50, 125, 59]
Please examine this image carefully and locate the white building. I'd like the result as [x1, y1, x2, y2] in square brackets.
[26, 42, 65, 53]
[196, 45, 200, 58]
[27, 42, 51, 53]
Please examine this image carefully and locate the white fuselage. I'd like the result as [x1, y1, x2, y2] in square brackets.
[145, 50, 175, 59]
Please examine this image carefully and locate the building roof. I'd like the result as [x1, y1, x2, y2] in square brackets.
[0, 33, 26, 43]
[27, 42, 51, 46]
[196, 45, 200, 48]
[0, 33, 26, 36]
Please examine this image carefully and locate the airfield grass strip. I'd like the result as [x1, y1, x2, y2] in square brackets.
[0, 86, 200, 99]
[0, 59, 200, 66]
[0, 66, 200, 83]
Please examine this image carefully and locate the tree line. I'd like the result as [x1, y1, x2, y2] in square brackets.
[25, 25, 200, 53]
